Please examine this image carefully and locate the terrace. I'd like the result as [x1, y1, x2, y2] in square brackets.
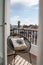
[7, 28, 38, 65]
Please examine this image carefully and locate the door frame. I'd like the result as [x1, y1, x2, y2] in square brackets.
[3, 0, 43, 65]
[3, 0, 7, 65]
[3, 0, 10, 65]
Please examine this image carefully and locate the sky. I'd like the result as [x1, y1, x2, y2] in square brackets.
[10, 0, 39, 25]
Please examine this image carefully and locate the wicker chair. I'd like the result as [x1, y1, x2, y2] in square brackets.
[7, 34, 32, 65]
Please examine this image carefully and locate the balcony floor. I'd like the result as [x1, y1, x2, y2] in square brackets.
[7, 53, 37, 65]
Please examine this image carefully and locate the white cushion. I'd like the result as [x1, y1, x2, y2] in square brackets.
[11, 37, 27, 50]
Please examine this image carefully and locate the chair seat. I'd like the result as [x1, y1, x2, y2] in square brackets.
[11, 37, 28, 51]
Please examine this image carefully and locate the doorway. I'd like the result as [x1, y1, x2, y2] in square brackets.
[7, 0, 39, 65]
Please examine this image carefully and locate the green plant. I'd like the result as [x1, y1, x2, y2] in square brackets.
[13, 32, 17, 36]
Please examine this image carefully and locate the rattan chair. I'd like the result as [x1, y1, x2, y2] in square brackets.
[7, 34, 32, 65]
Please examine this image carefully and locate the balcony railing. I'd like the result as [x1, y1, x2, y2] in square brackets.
[10, 28, 38, 45]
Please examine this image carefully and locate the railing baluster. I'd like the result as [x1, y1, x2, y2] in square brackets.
[35, 31, 37, 45]
[28, 30, 29, 41]
[32, 31, 34, 44]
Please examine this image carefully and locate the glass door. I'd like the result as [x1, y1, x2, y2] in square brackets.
[0, 0, 4, 65]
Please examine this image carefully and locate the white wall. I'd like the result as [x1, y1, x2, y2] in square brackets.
[37, 0, 43, 65]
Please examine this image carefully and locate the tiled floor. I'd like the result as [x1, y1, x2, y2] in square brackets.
[7, 53, 37, 65]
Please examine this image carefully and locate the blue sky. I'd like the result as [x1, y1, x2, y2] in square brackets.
[10, 0, 39, 25]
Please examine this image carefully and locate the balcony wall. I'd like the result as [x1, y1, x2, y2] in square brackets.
[30, 44, 38, 56]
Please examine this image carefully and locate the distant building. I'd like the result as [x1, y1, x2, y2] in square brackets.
[18, 21, 20, 28]
[23, 24, 38, 30]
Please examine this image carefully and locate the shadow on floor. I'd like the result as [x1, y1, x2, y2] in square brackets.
[7, 53, 37, 65]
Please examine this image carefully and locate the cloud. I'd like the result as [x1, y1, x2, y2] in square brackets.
[10, 16, 37, 25]
[10, 0, 39, 7]
[10, 16, 21, 25]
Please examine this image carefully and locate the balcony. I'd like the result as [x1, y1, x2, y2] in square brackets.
[7, 28, 38, 65]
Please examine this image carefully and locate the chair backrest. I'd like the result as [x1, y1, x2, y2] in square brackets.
[7, 37, 14, 51]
